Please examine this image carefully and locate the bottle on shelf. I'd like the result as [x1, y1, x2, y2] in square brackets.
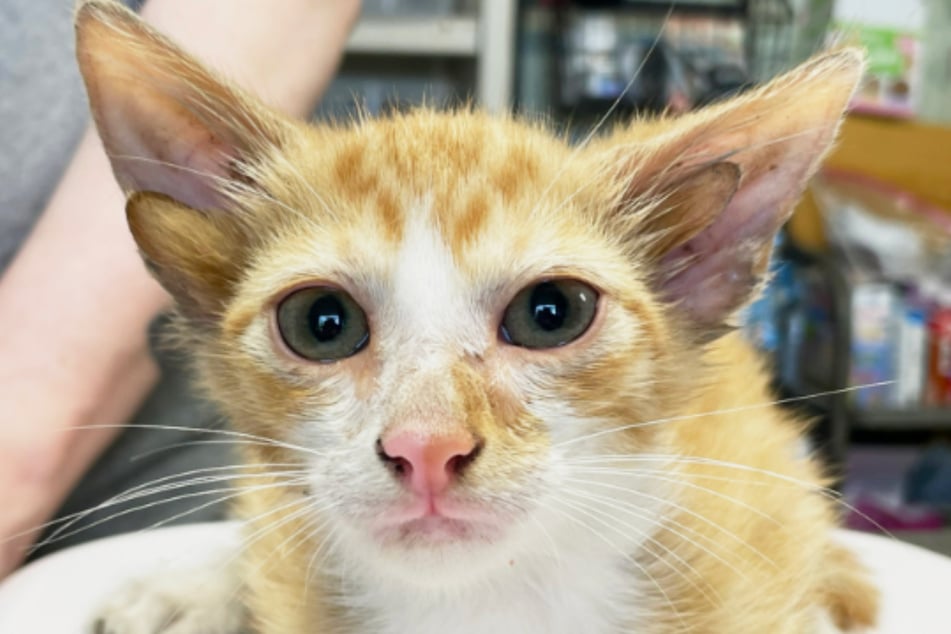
[926, 286, 951, 406]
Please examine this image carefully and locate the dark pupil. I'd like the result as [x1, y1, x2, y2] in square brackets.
[308, 295, 346, 342]
[530, 283, 568, 331]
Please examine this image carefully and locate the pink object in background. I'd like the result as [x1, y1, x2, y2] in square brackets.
[846, 495, 945, 532]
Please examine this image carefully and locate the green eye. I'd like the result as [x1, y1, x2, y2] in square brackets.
[276, 287, 369, 362]
[500, 279, 599, 349]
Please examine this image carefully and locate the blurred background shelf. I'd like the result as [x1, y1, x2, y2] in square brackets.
[347, 17, 478, 56]
[325, 0, 516, 115]
[851, 409, 951, 432]
[574, 0, 748, 15]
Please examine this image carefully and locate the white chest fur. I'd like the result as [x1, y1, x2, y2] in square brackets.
[350, 548, 640, 634]
[332, 454, 670, 634]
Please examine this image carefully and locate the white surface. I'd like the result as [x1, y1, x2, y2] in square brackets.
[0, 522, 948, 633]
[0, 523, 241, 633]
[836, 530, 951, 633]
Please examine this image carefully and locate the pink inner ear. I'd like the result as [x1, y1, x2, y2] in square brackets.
[104, 98, 236, 211]
[612, 50, 862, 333]
[658, 159, 808, 327]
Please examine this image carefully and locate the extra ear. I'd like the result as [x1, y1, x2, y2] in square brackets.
[605, 50, 864, 339]
[75, 1, 289, 320]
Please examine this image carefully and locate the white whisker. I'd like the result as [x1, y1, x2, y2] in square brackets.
[556, 382, 894, 448]
[567, 470, 781, 526]
[558, 490, 722, 607]
[32, 477, 308, 552]
[69, 423, 326, 458]
[563, 475, 775, 567]
[562, 484, 761, 578]
[538, 499, 693, 630]
[527, 5, 676, 221]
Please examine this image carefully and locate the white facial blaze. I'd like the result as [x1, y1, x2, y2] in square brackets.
[391, 198, 486, 362]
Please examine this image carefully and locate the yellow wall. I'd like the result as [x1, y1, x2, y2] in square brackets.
[790, 116, 951, 252]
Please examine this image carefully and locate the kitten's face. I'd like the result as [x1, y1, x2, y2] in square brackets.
[203, 114, 680, 579]
[75, 1, 862, 589]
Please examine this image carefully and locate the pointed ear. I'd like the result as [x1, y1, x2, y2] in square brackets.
[75, 0, 288, 209]
[75, 1, 290, 321]
[607, 50, 864, 339]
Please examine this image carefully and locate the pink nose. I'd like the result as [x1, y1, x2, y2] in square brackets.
[378, 432, 479, 497]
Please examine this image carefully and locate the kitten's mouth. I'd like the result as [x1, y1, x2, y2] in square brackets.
[373, 498, 501, 545]
[392, 516, 478, 543]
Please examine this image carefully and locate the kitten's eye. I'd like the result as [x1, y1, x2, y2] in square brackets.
[500, 279, 599, 349]
[276, 287, 369, 362]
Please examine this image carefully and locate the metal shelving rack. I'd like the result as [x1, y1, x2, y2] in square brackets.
[782, 252, 951, 473]
[527, 0, 798, 127]
[826, 260, 951, 432]
[342, 1, 517, 112]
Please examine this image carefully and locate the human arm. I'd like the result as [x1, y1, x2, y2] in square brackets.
[0, 0, 361, 579]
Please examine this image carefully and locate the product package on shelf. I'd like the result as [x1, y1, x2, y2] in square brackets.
[928, 298, 951, 405]
[812, 171, 951, 412]
[558, 9, 748, 115]
[830, 0, 951, 123]
[849, 283, 899, 409]
[830, 0, 924, 118]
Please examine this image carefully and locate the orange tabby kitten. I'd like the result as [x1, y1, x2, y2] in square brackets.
[76, 2, 877, 633]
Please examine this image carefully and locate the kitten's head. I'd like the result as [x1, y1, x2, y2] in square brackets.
[76, 2, 861, 588]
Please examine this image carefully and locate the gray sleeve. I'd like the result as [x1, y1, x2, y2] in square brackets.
[0, 0, 144, 271]
[0, 0, 89, 271]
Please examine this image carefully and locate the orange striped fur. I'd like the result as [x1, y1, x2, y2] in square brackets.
[76, 2, 878, 632]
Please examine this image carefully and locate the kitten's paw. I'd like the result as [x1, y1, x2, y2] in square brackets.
[89, 566, 244, 634]
[821, 543, 879, 632]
